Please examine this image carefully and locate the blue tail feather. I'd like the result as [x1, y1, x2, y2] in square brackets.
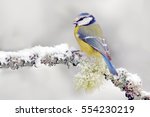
[102, 54, 118, 76]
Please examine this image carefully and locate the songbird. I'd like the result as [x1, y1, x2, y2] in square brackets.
[73, 13, 118, 76]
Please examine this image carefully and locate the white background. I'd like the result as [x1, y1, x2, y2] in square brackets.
[0, 0, 150, 99]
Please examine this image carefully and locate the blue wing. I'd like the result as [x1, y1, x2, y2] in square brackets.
[78, 25, 118, 75]
[78, 24, 111, 60]
[83, 36, 108, 57]
[82, 37, 118, 75]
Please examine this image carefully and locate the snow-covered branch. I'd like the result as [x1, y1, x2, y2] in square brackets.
[106, 68, 150, 100]
[0, 44, 149, 100]
[0, 44, 81, 69]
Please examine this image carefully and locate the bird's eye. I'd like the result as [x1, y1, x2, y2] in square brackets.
[78, 17, 85, 21]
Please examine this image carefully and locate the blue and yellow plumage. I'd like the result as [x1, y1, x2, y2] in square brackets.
[73, 13, 118, 76]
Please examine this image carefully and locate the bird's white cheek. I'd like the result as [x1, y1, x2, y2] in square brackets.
[78, 17, 92, 26]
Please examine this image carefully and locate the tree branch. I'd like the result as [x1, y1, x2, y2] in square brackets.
[0, 44, 81, 69]
[0, 44, 149, 100]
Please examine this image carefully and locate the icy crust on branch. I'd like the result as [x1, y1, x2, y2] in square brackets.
[0, 44, 81, 69]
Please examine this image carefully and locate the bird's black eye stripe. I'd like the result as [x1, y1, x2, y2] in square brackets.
[77, 17, 85, 22]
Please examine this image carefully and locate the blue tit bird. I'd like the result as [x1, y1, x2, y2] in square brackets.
[73, 13, 118, 76]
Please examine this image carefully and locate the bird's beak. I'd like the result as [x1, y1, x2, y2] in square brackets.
[73, 17, 79, 26]
[73, 21, 76, 24]
[73, 21, 77, 27]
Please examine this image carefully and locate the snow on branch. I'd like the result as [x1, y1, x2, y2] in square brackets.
[0, 44, 81, 69]
[0, 44, 149, 100]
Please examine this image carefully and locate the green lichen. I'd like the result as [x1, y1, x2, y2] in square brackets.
[74, 57, 108, 91]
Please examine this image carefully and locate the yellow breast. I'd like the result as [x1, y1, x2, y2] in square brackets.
[74, 26, 100, 57]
